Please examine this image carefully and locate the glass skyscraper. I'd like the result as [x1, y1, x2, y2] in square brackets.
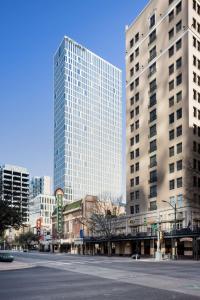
[54, 36, 122, 202]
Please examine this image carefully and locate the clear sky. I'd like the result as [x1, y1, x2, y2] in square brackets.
[0, 0, 149, 181]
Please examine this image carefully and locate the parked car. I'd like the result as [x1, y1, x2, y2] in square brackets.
[0, 252, 14, 262]
[131, 253, 140, 259]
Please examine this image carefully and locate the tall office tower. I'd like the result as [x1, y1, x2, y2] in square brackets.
[126, 0, 200, 224]
[54, 36, 122, 202]
[0, 164, 29, 223]
[30, 176, 51, 199]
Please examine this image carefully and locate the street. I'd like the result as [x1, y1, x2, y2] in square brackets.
[0, 252, 200, 299]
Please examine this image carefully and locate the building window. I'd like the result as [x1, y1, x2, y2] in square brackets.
[150, 185, 157, 198]
[130, 53, 134, 62]
[177, 177, 183, 188]
[135, 190, 140, 199]
[177, 108, 182, 119]
[130, 110, 134, 118]
[150, 14, 156, 28]
[130, 178, 134, 187]
[135, 120, 139, 129]
[130, 206, 134, 214]
[193, 0, 197, 10]
[176, 57, 182, 69]
[176, 39, 182, 51]
[135, 92, 139, 102]
[149, 62, 156, 77]
[135, 47, 139, 57]
[135, 205, 140, 214]
[169, 10, 174, 22]
[130, 151, 134, 159]
[150, 109, 157, 122]
[176, 74, 182, 86]
[169, 45, 174, 57]
[169, 63, 174, 75]
[130, 137, 134, 146]
[169, 129, 175, 140]
[135, 62, 139, 72]
[135, 162, 139, 171]
[169, 163, 175, 173]
[150, 170, 157, 183]
[130, 39, 134, 48]
[149, 79, 157, 93]
[150, 201, 157, 211]
[130, 68, 134, 77]
[130, 124, 134, 132]
[149, 29, 156, 45]
[169, 28, 174, 40]
[150, 124, 157, 138]
[130, 97, 134, 105]
[176, 125, 182, 137]
[177, 142, 182, 154]
[130, 192, 134, 201]
[169, 112, 175, 124]
[135, 77, 139, 87]
[135, 176, 139, 185]
[130, 165, 134, 173]
[149, 46, 157, 61]
[176, 1, 182, 15]
[177, 194, 183, 208]
[176, 20, 182, 33]
[135, 134, 139, 143]
[135, 33, 139, 43]
[177, 160, 182, 171]
[169, 80, 174, 91]
[169, 0, 174, 5]
[135, 106, 139, 115]
[150, 139, 157, 153]
[149, 93, 157, 107]
[169, 179, 175, 190]
[169, 96, 174, 107]
[150, 155, 157, 168]
[135, 148, 140, 157]
[169, 146, 175, 157]
[177, 91, 182, 102]
[130, 82, 134, 91]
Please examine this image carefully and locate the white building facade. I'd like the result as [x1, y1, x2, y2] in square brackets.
[54, 36, 122, 201]
[30, 176, 51, 199]
[29, 194, 56, 230]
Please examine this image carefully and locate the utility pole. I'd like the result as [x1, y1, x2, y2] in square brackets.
[162, 200, 177, 260]
[155, 212, 162, 261]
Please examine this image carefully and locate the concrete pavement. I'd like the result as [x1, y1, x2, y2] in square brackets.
[0, 251, 200, 299]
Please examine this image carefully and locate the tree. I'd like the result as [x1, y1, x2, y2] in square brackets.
[79, 193, 124, 256]
[0, 200, 23, 237]
[16, 231, 39, 249]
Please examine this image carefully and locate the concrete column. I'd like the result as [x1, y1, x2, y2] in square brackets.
[141, 241, 144, 255]
[150, 239, 155, 257]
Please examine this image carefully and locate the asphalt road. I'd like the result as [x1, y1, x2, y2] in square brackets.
[0, 251, 200, 299]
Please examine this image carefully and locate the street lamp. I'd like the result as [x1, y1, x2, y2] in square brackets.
[162, 200, 177, 260]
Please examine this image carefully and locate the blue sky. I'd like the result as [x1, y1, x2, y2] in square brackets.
[0, 0, 148, 180]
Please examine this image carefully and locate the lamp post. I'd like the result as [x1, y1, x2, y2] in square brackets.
[162, 200, 177, 260]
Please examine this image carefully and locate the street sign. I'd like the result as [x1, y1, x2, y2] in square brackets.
[74, 238, 83, 245]
[55, 188, 64, 235]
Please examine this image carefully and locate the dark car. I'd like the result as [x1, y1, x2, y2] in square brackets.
[0, 252, 14, 262]
[131, 253, 140, 259]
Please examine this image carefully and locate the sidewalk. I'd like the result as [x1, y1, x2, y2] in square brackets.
[0, 261, 33, 271]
